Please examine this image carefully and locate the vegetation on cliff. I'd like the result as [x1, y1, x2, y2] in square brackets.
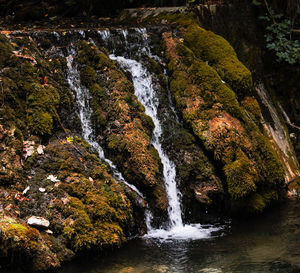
[162, 14, 286, 212]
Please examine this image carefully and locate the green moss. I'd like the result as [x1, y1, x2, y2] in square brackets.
[242, 97, 262, 125]
[58, 86, 73, 109]
[25, 83, 60, 135]
[0, 214, 57, 268]
[176, 42, 195, 66]
[90, 83, 106, 99]
[172, 128, 195, 148]
[124, 92, 143, 110]
[159, 12, 197, 27]
[164, 23, 286, 213]
[140, 113, 155, 135]
[188, 59, 244, 119]
[89, 83, 107, 126]
[63, 197, 96, 250]
[147, 57, 163, 75]
[80, 66, 97, 88]
[33, 138, 133, 252]
[61, 173, 132, 251]
[0, 35, 13, 68]
[28, 112, 53, 135]
[93, 223, 124, 246]
[184, 24, 253, 95]
[77, 41, 95, 64]
[59, 156, 82, 172]
[149, 146, 161, 167]
[92, 164, 108, 180]
[232, 188, 280, 213]
[95, 52, 112, 70]
[107, 134, 125, 152]
[224, 150, 258, 199]
[252, 132, 285, 183]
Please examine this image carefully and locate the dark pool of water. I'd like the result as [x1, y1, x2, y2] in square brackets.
[56, 199, 300, 273]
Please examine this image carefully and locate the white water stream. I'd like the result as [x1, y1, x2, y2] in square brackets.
[65, 46, 144, 199]
[110, 54, 219, 240]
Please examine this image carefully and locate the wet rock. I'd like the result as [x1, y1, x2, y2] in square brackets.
[192, 182, 219, 204]
[27, 216, 50, 228]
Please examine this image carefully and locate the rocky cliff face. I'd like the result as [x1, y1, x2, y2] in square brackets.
[0, 3, 299, 271]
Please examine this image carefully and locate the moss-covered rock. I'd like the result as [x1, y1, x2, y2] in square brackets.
[0, 214, 60, 271]
[0, 125, 25, 186]
[224, 150, 257, 199]
[0, 34, 14, 68]
[25, 83, 60, 135]
[242, 96, 262, 126]
[0, 134, 138, 271]
[163, 17, 285, 213]
[80, 66, 97, 87]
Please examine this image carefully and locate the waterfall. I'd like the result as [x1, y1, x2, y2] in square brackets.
[64, 45, 144, 199]
[27, 28, 220, 240]
[110, 55, 219, 240]
[109, 30, 220, 239]
[110, 56, 183, 227]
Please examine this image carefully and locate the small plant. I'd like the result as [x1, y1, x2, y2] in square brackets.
[253, 0, 300, 64]
[260, 12, 300, 64]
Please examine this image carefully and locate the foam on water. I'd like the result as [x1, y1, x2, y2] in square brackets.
[144, 224, 221, 241]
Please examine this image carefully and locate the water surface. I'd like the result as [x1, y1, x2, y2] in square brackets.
[57, 199, 300, 273]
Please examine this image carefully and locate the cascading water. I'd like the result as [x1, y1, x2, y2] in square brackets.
[113, 57, 183, 228]
[64, 45, 144, 199]
[109, 29, 220, 240]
